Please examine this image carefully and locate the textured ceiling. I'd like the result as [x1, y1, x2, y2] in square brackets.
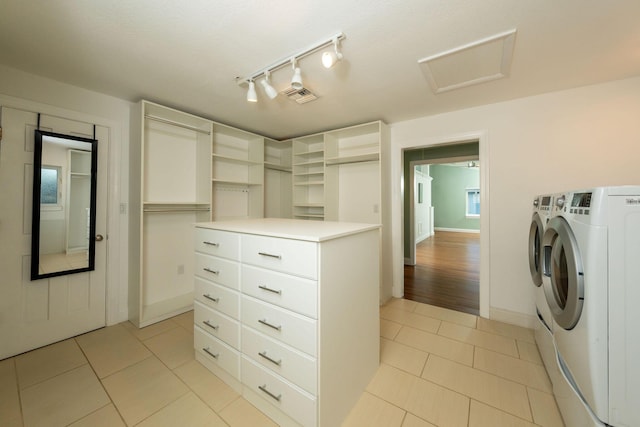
[1, 0, 639, 139]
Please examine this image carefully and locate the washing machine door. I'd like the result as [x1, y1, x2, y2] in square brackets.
[541, 216, 584, 330]
[528, 212, 544, 286]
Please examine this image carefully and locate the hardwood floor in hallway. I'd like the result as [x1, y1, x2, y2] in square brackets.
[404, 231, 480, 316]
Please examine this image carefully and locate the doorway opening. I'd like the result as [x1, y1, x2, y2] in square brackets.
[403, 141, 480, 315]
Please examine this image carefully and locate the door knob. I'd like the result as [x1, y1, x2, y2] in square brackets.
[95, 234, 104, 242]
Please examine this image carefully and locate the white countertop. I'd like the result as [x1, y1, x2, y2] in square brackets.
[195, 218, 380, 242]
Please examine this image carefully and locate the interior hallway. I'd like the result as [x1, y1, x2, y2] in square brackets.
[404, 231, 480, 316]
[0, 298, 563, 426]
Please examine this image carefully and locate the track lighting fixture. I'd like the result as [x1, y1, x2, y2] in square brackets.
[260, 71, 278, 99]
[236, 32, 346, 103]
[322, 37, 343, 69]
[246, 80, 257, 102]
[290, 58, 303, 90]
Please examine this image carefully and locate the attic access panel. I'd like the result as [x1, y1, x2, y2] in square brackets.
[418, 29, 517, 93]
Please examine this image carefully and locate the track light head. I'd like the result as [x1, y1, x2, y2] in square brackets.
[322, 37, 343, 68]
[247, 80, 257, 102]
[261, 71, 278, 100]
[291, 58, 303, 90]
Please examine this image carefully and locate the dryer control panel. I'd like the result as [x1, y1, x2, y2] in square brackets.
[570, 192, 592, 215]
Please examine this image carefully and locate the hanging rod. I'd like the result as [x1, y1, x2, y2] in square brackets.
[236, 32, 346, 86]
[145, 114, 211, 135]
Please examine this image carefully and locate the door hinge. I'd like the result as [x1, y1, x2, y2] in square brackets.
[0, 126, 3, 141]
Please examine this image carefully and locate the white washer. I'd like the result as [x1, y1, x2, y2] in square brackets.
[541, 186, 640, 427]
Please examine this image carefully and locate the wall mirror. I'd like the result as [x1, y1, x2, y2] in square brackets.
[31, 130, 98, 280]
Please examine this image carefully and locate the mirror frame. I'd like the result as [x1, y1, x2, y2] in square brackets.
[31, 130, 98, 280]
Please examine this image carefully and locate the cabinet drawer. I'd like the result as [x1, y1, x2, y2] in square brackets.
[241, 265, 317, 318]
[241, 235, 317, 279]
[194, 227, 240, 260]
[195, 277, 239, 319]
[242, 326, 317, 395]
[194, 301, 240, 349]
[195, 253, 239, 290]
[194, 325, 240, 380]
[242, 296, 317, 356]
[242, 356, 316, 427]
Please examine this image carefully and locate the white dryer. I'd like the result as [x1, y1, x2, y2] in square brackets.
[529, 194, 560, 389]
[528, 194, 554, 329]
[541, 186, 640, 427]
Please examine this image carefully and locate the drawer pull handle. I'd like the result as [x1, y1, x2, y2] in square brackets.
[258, 285, 282, 295]
[203, 347, 219, 359]
[203, 294, 219, 303]
[258, 319, 282, 331]
[258, 384, 282, 402]
[203, 241, 219, 247]
[203, 267, 220, 275]
[258, 252, 282, 260]
[203, 320, 219, 330]
[258, 351, 282, 366]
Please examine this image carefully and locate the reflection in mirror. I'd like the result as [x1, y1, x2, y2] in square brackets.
[31, 130, 98, 280]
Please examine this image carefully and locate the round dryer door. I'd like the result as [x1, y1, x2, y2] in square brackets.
[528, 212, 544, 286]
[541, 216, 584, 330]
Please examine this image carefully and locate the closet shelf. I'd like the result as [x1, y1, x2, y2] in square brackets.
[325, 153, 380, 166]
[293, 171, 324, 177]
[293, 149, 324, 157]
[294, 181, 324, 186]
[293, 160, 324, 167]
[212, 153, 263, 166]
[264, 162, 292, 172]
[294, 203, 324, 207]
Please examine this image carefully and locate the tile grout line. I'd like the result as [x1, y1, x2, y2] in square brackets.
[73, 336, 130, 426]
[10, 357, 25, 427]
[129, 316, 239, 426]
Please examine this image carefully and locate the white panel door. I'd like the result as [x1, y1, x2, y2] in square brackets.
[0, 107, 108, 359]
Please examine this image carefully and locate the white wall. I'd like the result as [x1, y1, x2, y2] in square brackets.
[4, 62, 640, 328]
[0, 64, 132, 324]
[390, 76, 640, 325]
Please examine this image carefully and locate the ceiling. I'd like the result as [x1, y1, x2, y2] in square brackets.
[1, 1, 639, 140]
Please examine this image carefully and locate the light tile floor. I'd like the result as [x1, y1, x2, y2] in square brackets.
[0, 299, 564, 427]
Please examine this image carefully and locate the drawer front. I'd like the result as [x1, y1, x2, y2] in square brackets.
[194, 325, 240, 379]
[195, 277, 240, 319]
[242, 326, 317, 395]
[241, 235, 317, 279]
[194, 227, 240, 260]
[194, 301, 240, 349]
[241, 356, 316, 427]
[241, 296, 317, 356]
[241, 265, 317, 318]
[195, 253, 239, 290]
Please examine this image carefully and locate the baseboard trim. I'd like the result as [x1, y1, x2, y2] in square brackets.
[434, 227, 480, 233]
[489, 306, 536, 329]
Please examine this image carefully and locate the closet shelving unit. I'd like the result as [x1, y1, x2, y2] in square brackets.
[292, 134, 325, 220]
[324, 121, 384, 224]
[130, 100, 213, 327]
[283, 120, 392, 303]
[211, 124, 264, 220]
[66, 149, 92, 253]
[264, 138, 292, 218]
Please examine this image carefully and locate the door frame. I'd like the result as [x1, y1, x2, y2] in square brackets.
[392, 130, 490, 318]
[407, 155, 479, 266]
[1, 93, 125, 325]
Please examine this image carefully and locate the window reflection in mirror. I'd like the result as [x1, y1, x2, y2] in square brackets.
[31, 130, 98, 280]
